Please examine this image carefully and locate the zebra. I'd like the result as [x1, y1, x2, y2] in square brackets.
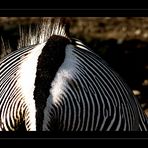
[0, 18, 148, 131]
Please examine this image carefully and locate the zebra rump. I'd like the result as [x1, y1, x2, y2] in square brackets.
[0, 17, 148, 131]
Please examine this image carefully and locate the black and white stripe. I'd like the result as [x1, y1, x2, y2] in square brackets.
[43, 38, 148, 131]
[0, 18, 68, 131]
[0, 43, 46, 131]
[1, 18, 148, 131]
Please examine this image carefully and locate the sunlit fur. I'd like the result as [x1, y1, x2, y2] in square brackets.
[0, 18, 67, 131]
[1, 17, 148, 131]
[0, 37, 12, 60]
[18, 17, 67, 49]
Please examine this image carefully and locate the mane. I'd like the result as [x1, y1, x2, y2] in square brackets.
[18, 17, 68, 49]
[0, 37, 12, 60]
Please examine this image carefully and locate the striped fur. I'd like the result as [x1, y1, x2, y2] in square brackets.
[1, 18, 148, 131]
[0, 44, 45, 130]
[0, 18, 67, 131]
[43, 39, 148, 131]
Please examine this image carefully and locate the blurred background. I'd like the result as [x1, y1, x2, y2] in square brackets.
[0, 17, 148, 116]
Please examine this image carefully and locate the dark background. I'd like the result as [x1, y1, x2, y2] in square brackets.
[0, 17, 147, 116]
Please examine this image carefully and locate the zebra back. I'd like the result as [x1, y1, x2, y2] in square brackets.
[42, 38, 148, 131]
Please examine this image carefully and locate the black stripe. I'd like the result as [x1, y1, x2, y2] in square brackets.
[33, 35, 70, 130]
